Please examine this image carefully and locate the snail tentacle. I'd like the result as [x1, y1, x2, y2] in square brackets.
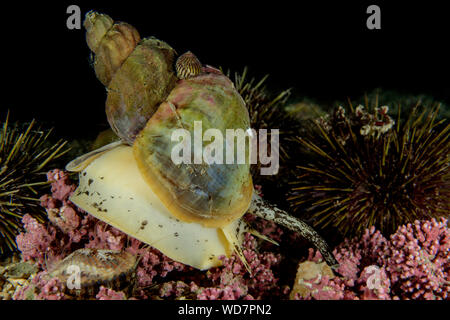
[247, 192, 339, 270]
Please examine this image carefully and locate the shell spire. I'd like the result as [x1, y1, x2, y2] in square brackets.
[83, 11, 178, 145]
[84, 11, 114, 53]
[84, 11, 141, 87]
[176, 51, 203, 79]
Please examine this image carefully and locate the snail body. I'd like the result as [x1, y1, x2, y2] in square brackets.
[67, 11, 253, 269]
[67, 11, 338, 271]
[69, 145, 248, 270]
[81, 11, 253, 227]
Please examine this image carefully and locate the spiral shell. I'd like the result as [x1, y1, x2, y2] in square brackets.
[71, 12, 255, 269]
[47, 248, 137, 296]
[84, 12, 177, 144]
[176, 51, 203, 79]
[84, 11, 114, 53]
[84, 11, 140, 87]
[105, 37, 178, 144]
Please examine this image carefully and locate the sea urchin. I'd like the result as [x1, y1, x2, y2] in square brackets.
[288, 102, 449, 237]
[0, 112, 69, 256]
[226, 67, 301, 193]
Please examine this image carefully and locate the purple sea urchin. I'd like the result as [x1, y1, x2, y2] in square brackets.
[288, 103, 449, 237]
[0, 112, 69, 256]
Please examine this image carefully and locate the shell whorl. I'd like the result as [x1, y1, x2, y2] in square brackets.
[176, 51, 203, 79]
[84, 11, 114, 53]
[84, 11, 141, 87]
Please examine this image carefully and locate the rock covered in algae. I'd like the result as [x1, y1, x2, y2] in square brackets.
[292, 218, 449, 300]
[46, 248, 137, 296]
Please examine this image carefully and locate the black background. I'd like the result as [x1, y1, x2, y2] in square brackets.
[2, 1, 449, 138]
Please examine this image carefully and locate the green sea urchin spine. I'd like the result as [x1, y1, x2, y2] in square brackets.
[0, 112, 70, 255]
[288, 103, 449, 237]
[226, 68, 301, 188]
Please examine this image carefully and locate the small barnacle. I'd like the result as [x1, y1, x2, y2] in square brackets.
[176, 51, 202, 79]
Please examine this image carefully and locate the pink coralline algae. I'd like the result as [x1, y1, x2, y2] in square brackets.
[293, 218, 449, 300]
[12, 169, 449, 300]
[156, 233, 281, 300]
[13, 271, 65, 300]
[13, 170, 280, 300]
[14, 169, 189, 299]
[15, 214, 61, 269]
[197, 233, 281, 300]
[96, 286, 127, 300]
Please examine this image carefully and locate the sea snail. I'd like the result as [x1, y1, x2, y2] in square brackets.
[66, 11, 338, 271]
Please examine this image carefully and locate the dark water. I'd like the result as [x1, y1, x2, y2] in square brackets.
[2, 1, 449, 139]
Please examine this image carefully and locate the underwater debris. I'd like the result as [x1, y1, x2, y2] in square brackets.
[289, 104, 450, 237]
[293, 218, 449, 300]
[0, 257, 37, 300]
[0, 112, 69, 256]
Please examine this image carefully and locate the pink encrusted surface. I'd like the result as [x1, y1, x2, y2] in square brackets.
[295, 219, 449, 300]
[12, 169, 450, 300]
[96, 286, 127, 300]
[13, 170, 281, 300]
